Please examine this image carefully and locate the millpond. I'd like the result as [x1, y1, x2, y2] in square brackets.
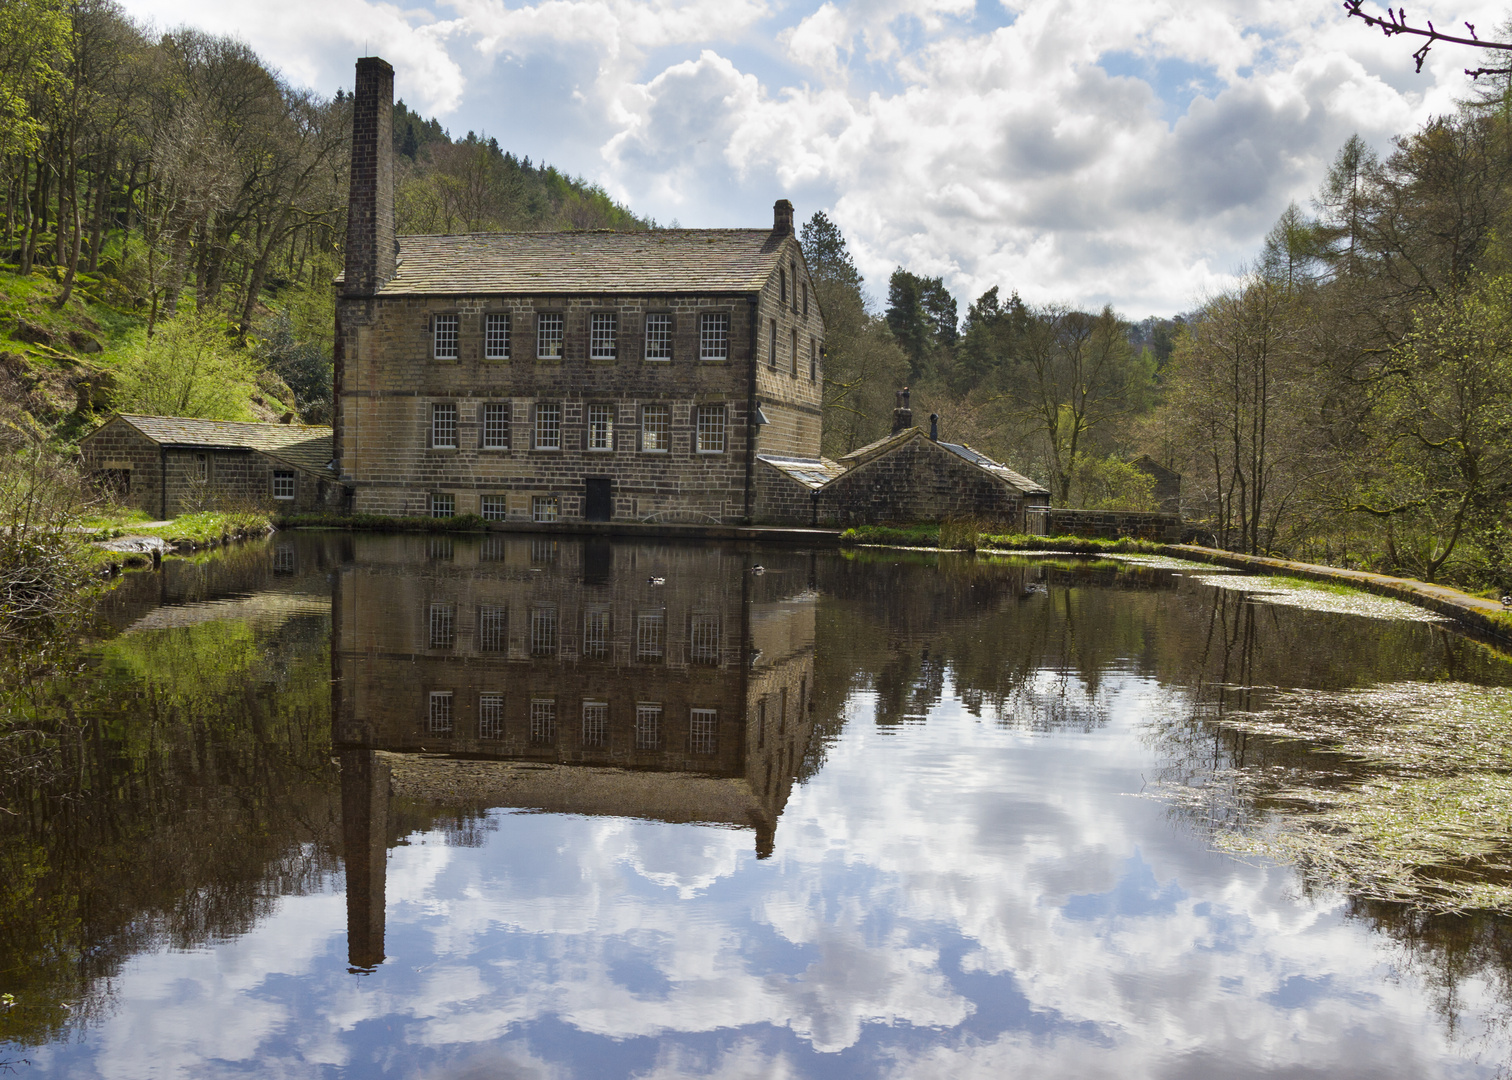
[4, 533, 1512, 1078]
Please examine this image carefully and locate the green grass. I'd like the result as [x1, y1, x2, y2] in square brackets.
[980, 532, 1165, 554]
[273, 511, 488, 533]
[838, 524, 941, 547]
[86, 510, 270, 546]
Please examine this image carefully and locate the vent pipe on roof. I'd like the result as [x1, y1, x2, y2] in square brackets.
[929, 413, 939, 442]
[345, 57, 396, 296]
[773, 199, 794, 237]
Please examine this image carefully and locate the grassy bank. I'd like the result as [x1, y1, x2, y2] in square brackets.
[839, 523, 1165, 554]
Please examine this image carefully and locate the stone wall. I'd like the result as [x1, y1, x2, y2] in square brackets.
[80, 420, 335, 517]
[751, 459, 816, 526]
[814, 437, 1026, 527]
[1042, 508, 1185, 542]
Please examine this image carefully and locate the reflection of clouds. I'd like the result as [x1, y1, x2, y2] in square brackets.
[34, 675, 1512, 1077]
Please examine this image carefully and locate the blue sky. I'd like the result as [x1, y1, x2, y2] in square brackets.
[119, 0, 1503, 316]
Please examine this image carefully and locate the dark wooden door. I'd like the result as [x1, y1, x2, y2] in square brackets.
[584, 477, 612, 522]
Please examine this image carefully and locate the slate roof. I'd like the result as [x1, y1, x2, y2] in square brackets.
[836, 427, 1049, 496]
[757, 454, 847, 490]
[345, 229, 787, 296]
[90, 414, 334, 475]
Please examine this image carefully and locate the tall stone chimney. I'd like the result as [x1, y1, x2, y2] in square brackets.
[891, 386, 913, 435]
[345, 57, 396, 296]
[773, 199, 794, 237]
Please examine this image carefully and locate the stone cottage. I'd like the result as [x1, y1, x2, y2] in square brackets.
[79, 413, 335, 518]
[752, 391, 1051, 528]
[334, 57, 824, 525]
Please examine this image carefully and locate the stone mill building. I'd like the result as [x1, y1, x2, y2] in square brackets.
[335, 57, 824, 526]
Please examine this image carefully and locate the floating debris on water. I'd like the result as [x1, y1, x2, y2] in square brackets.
[1189, 574, 1446, 622]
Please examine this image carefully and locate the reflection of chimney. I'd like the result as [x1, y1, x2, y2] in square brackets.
[891, 386, 913, 435]
[929, 413, 939, 441]
[345, 57, 396, 297]
[773, 199, 794, 237]
[754, 818, 775, 859]
[341, 748, 390, 972]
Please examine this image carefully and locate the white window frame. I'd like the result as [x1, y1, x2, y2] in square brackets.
[695, 404, 726, 454]
[690, 708, 718, 755]
[590, 312, 618, 360]
[587, 403, 614, 451]
[582, 701, 608, 747]
[427, 690, 454, 733]
[644, 313, 672, 361]
[479, 693, 504, 739]
[530, 604, 558, 656]
[478, 605, 506, 652]
[428, 602, 455, 650]
[536, 312, 564, 360]
[641, 404, 670, 453]
[271, 470, 296, 500]
[431, 402, 458, 449]
[534, 402, 561, 450]
[429, 493, 455, 519]
[690, 613, 720, 664]
[531, 495, 559, 523]
[635, 703, 662, 750]
[194, 453, 208, 481]
[582, 608, 610, 659]
[482, 402, 509, 449]
[480, 494, 507, 522]
[530, 699, 556, 744]
[699, 313, 729, 361]
[484, 312, 510, 360]
[635, 610, 665, 663]
[433, 313, 459, 360]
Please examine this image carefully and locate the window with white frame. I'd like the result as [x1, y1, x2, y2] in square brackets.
[531, 538, 558, 563]
[635, 703, 661, 750]
[635, 610, 665, 663]
[271, 470, 296, 500]
[530, 605, 558, 656]
[590, 312, 618, 360]
[690, 708, 718, 755]
[428, 602, 454, 649]
[529, 699, 556, 744]
[480, 494, 506, 521]
[690, 613, 719, 664]
[588, 403, 614, 451]
[644, 313, 672, 361]
[429, 536, 454, 560]
[535, 402, 561, 449]
[485, 312, 510, 359]
[430, 493, 455, 518]
[699, 313, 729, 360]
[641, 404, 669, 453]
[536, 312, 563, 359]
[531, 495, 559, 523]
[479, 693, 504, 739]
[482, 402, 508, 449]
[583, 608, 610, 660]
[433, 313, 459, 359]
[431, 402, 457, 448]
[478, 605, 506, 652]
[427, 691, 453, 733]
[582, 701, 608, 747]
[194, 453, 208, 481]
[696, 404, 726, 454]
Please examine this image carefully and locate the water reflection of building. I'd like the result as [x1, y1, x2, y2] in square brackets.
[333, 535, 818, 970]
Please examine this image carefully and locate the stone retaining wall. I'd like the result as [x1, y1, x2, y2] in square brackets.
[1042, 509, 1185, 542]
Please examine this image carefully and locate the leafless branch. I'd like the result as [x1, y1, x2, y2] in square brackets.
[1344, 1, 1512, 74]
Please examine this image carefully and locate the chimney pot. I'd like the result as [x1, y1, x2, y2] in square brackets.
[773, 199, 794, 236]
[929, 413, 939, 441]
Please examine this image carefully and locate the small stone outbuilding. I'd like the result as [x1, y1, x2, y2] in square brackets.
[80, 414, 337, 518]
[753, 425, 1050, 528]
[1129, 454, 1181, 514]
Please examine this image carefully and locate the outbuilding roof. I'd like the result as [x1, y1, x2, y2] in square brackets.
[86, 414, 334, 475]
[837, 426, 1049, 496]
[757, 454, 847, 490]
[350, 229, 788, 296]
